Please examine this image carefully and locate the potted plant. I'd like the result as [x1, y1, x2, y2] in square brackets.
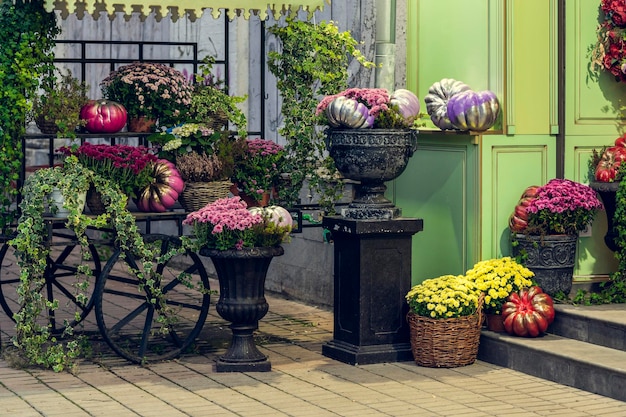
[267, 18, 376, 213]
[464, 257, 535, 331]
[586, 135, 626, 304]
[30, 68, 89, 137]
[231, 138, 286, 207]
[174, 151, 232, 212]
[405, 274, 484, 368]
[509, 178, 603, 297]
[0, 0, 59, 233]
[185, 57, 248, 138]
[184, 196, 292, 371]
[148, 122, 229, 160]
[316, 87, 420, 219]
[57, 143, 157, 213]
[100, 62, 193, 130]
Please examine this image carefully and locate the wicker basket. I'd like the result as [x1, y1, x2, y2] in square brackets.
[179, 180, 232, 212]
[407, 295, 484, 368]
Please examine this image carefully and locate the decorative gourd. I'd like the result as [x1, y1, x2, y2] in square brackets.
[446, 90, 500, 131]
[136, 159, 185, 213]
[508, 185, 540, 232]
[325, 96, 374, 129]
[423, 78, 471, 130]
[390, 89, 421, 126]
[249, 205, 293, 239]
[79, 99, 128, 133]
[502, 286, 555, 337]
[595, 145, 626, 182]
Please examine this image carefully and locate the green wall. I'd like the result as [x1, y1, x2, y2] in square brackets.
[401, 0, 618, 285]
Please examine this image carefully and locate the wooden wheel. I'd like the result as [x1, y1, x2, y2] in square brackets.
[0, 232, 102, 334]
[95, 234, 210, 364]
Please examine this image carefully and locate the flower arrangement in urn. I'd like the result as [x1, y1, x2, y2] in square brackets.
[590, 0, 626, 82]
[100, 62, 193, 126]
[464, 257, 535, 314]
[316, 87, 421, 129]
[183, 196, 292, 251]
[509, 179, 603, 236]
[509, 179, 603, 297]
[231, 138, 286, 204]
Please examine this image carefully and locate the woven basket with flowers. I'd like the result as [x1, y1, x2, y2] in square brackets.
[175, 151, 232, 212]
[405, 274, 484, 368]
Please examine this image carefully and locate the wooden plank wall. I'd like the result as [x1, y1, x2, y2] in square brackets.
[50, 1, 408, 144]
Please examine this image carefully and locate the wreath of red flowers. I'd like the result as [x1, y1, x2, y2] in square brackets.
[592, 0, 626, 82]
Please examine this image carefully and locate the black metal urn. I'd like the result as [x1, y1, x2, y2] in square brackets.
[326, 128, 417, 220]
[200, 246, 284, 372]
[589, 181, 619, 252]
[511, 233, 578, 296]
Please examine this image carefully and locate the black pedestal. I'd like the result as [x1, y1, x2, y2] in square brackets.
[322, 216, 423, 365]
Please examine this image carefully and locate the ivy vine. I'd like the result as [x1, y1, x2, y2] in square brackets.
[10, 157, 191, 371]
[267, 18, 375, 213]
[0, 0, 59, 233]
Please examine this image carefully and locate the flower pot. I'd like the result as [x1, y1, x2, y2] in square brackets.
[49, 188, 86, 217]
[199, 246, 284, 372]
[512, 233, 578, 297]
[86, 185, 107, 215]
[229, 183, 271, 207]
[485, 313, 505, 333]
[325, 128, 417, 219]
[128, 116, 156, 133]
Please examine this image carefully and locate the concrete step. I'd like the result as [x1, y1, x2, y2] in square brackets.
[477, 303, 626, 402]
[549, 304, 626, 351]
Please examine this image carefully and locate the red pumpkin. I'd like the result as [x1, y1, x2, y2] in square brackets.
[595, 145, 626, 182]
[508, 185, 540, 232]
[502, 286, 555, 337]
[80, 100, 128, 133]
[136, 159, 185, 213]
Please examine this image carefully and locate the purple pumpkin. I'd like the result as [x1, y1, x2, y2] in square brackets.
[390, 89, 421, 126]
[446, 90, 500, 131]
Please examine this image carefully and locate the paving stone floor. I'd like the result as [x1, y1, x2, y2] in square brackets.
[1, 277, 626, 416]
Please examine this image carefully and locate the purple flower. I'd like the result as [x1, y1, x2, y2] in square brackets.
[526, 179, 603, 235]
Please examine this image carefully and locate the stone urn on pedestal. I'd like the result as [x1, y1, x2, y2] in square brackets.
[322, 128, 424, 364]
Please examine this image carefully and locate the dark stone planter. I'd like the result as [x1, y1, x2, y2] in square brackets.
[589, 181, 619, 252]
[200, 246, 284, 372]
[322, 216, 423, 365]
[325, 128, 417, 220]
[511, 234, 578, 297]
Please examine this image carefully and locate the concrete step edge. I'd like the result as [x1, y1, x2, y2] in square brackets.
[478, 330, 626, 402]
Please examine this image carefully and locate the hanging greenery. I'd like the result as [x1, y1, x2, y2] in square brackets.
[10, 157, 193, 371]
[267, 18, 375, 213]
[0, 0, 59, 233]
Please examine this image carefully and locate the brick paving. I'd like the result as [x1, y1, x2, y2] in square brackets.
[1, 278, 626, 416]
